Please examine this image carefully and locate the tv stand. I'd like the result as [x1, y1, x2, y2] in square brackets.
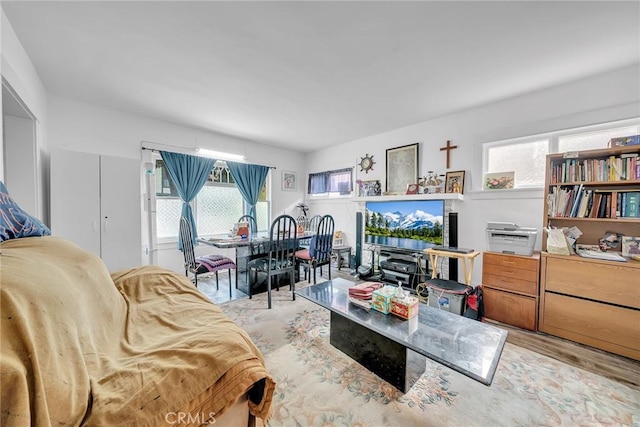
[371, 245, 430, 294]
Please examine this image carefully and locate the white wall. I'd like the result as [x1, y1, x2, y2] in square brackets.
[306, 64, 640, 285]
[46, 95, 307, 272]
[1, 8, 48, 220]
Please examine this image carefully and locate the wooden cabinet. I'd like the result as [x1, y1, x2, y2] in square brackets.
[51, 149, 142, 272]
[539, 145, 640, 360]
[540, 253, 640, 360]
[482, 251, 539, 331]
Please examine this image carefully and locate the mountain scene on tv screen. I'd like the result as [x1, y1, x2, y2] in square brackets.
[365, 201, 444, 249]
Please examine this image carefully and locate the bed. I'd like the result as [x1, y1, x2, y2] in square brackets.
[0, 234, 275, 426]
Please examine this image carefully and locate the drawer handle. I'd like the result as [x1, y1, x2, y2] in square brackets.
[501, 260, 515, 264]
[501, 279, 515, 284]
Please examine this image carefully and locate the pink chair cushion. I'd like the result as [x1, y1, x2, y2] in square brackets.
[295, 249, 311, 260]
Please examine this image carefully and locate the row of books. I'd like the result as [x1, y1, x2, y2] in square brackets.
[550, 152, 639, 184]
[548, 185, 640, 218]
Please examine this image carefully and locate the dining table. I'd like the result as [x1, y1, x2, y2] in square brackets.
[197, 231, 314, 291]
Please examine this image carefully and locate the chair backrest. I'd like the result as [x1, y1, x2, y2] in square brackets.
[267, 214, 298, 269]
[307, 214, 322, 232]
[310, 214, 335, 263]
[238, 215, 258, 235]
[179, 217, 197, 269]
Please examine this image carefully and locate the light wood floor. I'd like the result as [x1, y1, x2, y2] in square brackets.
[488, 320, 640, 391]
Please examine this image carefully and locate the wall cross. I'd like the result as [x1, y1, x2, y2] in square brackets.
[439, 140, 458, 169]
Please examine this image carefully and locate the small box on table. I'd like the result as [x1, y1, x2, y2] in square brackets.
[391, 295, 419, 319]
[371, 286, 398, 314]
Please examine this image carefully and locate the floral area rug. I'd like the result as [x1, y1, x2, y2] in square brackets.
[219, 284, 640, 427]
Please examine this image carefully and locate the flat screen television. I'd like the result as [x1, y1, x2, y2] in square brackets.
[364, 199, 444, 251]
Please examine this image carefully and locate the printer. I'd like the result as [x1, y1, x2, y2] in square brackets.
[485, 222, 538, 256]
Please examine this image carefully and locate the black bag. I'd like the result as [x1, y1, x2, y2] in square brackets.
[463, 285, 484, 321]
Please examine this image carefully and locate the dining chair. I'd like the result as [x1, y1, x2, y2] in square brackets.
[295, 214, 335, 284]
[306, 214, 322, 233]
[179, 216, 237, 298]
[246, 214, 298, 309]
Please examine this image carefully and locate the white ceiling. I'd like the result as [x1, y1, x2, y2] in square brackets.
[3, 1, 639, 153]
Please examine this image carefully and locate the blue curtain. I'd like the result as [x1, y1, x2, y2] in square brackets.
[160, 151, 216, 250]
[227, 162, 269, 220]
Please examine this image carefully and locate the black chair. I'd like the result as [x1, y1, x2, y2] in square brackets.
[246, 214, 298, 309]
[295, 214, 335, 284]
[306, 214, 322, 233]
[179, 217, 236, 298]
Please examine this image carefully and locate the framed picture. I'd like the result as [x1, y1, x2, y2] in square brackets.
[484, 171, 515, 190]
[282, 171, 296, 191]
[358, 180, 381, 197]
[406, 183, 419, 195]
[445, 170, 465, 194]
[386, 143, 419, 195]
[621, 236, 640, 257]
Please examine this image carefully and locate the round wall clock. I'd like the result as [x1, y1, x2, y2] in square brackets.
[359, 154, 375, 173]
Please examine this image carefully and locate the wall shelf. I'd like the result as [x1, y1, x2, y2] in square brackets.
[352, 193, 464, 202]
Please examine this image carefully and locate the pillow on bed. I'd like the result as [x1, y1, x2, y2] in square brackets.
[0, 180, 51, 241]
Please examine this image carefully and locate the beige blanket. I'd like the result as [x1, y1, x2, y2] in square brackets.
[0, 236, 274, 426]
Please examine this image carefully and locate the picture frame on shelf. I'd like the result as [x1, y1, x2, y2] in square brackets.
[484, 171, 514, 190]
[445, 170, 465, 194]
[282, 170, 296, 191]
[386, 143, 419, 195]
[405, 183, 419, 195]
[358, 180, 381, 197]
[621, 236, 640, 257]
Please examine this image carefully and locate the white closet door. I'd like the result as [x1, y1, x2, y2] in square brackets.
[50, 149, 101, 256]
[100, 155, 141, 271]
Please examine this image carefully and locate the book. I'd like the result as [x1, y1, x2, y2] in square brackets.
[621, 236, 640, 257]
[575, 245, 627, 262]
[624, 192, 639, 218]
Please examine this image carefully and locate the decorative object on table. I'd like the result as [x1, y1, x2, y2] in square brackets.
[419, 171, 445, 194]
[445, 170, 465, 194]
[484, 171, 515, 190]
[390, 289, 419, 320]
[357, 179, 382, 197]
[371, 285, 399, 314]
[621, 236, 640, 257]
[348, 282, 383, 300]
[386, 143, 419, 195]
[358, 154, 375, 173]
[282, 170, 296, 191]
[405, 183, 419, 195]
[439, 140, 458, 169]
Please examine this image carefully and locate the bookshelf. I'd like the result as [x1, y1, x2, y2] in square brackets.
[542, 145, 640, 249]
[539, 144, 640, 360]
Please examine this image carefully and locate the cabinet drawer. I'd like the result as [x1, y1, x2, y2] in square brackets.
[483, 252, 539, 272]
[484, 287, 537, 331]
[483, 273, 537, 295]
[483, 263, 538, 283]
[541, 292, 640, 360]
[545, 257, 640, 309]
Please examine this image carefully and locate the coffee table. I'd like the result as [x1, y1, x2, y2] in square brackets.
[295, 278, 507, 392]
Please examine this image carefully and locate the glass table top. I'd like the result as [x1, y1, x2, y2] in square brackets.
[296, 278, 508, 385]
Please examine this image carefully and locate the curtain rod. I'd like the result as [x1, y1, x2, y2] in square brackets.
[140, 143, 276, 169]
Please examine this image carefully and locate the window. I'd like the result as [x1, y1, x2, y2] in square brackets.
[308, 167, 353, 196]
[155, 158, 270, 241]
[483, 119, 640, 189]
